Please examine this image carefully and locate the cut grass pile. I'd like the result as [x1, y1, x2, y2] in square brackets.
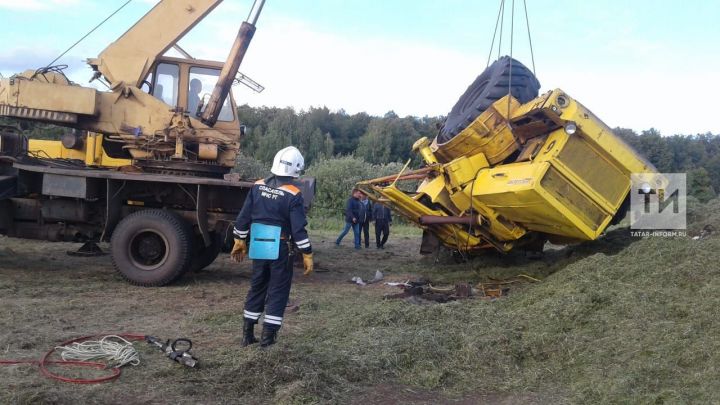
[207, 199, 720, 403]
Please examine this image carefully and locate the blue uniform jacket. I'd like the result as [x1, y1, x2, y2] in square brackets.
[233, 176, 312, 254]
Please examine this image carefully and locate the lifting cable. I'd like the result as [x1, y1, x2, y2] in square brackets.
[44, 0, 133, 69]
[485, 0, 537, 76]
[483, 0, 538, 120]
[522, 0, 537, 75]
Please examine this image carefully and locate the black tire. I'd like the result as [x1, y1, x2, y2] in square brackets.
[110, 209, 193, 286]
[190, 232, 222, 272]
[438, 56, 541, 143]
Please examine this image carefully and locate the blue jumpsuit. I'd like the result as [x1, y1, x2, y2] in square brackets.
[233, 176, 312, 331]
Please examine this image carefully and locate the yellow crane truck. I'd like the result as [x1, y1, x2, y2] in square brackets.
[358, 57, 660, 256]
[0, 0, 313, 286]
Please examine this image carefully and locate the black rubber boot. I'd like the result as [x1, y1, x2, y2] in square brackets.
[241, 319, 258, 347]
[260, 326, 278, 348]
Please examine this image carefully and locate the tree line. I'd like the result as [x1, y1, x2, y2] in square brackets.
[236, 105, 443, 166]
[3, 108, 718, 202]
[236, 105, 718, 202]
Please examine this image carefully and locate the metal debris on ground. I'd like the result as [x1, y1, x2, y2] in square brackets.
[383, 280, 472, 303]
[692, 225, 715, 240]
[383, 274, 541, 303]
[349, 270, 384, 286]
[351, 276, 367, 286]
[145, 336, 198, 368]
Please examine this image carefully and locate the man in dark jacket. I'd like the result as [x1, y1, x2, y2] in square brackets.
[231, 146, 313, 348]
[358, 192, 372, 248]
[335, 189, 362, 249]
[372, 202, 392, 249]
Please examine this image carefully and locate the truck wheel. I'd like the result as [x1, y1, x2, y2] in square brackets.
[190, 232, 222, 272]
[110, 209, 193, 286]
[438, 56, 541, 143]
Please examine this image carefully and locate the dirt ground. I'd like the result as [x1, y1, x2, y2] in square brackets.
[0, 231, 504, 404]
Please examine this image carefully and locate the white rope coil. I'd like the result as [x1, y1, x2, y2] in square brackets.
[56, 335, 140, 368]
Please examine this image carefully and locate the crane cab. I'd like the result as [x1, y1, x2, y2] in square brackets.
[141, 56, 241, 137]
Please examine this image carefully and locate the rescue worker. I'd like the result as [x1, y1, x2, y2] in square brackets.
[231, 146, 313, 348]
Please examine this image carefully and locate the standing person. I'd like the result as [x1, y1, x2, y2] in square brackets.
[358, 192, 372, 248]
[335, 189, 362, 249]
[231, 146, 314, 348]
[373, 202, 392, 249]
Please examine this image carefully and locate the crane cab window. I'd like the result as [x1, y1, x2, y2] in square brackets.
[188, 67, 234, 121]
[153, 63, 179, 106]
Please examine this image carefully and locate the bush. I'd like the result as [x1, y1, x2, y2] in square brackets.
[233, 152, 269, 180]
[305, 156, 408, 220]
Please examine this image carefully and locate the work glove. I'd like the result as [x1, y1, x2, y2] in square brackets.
[302, 253, 314, 276]
[231, 239, 248, 262]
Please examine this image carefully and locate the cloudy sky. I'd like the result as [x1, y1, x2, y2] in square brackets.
[1, 0, 718, 135]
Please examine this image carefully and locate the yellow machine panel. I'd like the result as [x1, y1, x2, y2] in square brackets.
[28, 134, 131, 168]
[357, 89, 660, 253]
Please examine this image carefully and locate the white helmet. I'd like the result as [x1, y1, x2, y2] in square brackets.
[271, 146, 305, 178]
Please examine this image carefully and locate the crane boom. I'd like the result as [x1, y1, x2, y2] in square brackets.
[89, 0, 222, 87]
[201, 0, 265, 126]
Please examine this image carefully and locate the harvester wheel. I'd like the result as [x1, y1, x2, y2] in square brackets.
[110, 209, 193, 286]
[438, 56, 540, 143]
[190, 232, 222, 272]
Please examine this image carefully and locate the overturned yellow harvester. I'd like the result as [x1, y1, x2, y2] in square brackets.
[357, 88, 659, 254]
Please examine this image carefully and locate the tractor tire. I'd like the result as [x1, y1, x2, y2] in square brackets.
[190, 232, 222, 272]
[438, 56, 540, 143]
[110, 209, 193, 286]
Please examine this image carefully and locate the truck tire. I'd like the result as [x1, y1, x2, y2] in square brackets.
[438, 56, 540, 143]
[190, 232, 222, 272]
[110, 209, 193, 286]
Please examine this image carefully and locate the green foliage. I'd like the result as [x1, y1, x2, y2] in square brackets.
[356, 115, 424, 164]
[616, 128, 720, 200]
[0, 117, 64, 140]
[304, 156, 405, 219]
[688, 167, 717, 202]
[237, 104, 440, 167]
[232, 152, 269, 180]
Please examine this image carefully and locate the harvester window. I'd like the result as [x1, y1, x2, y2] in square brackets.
[153, 63, 179, 106]
[188, 67, 234, 122]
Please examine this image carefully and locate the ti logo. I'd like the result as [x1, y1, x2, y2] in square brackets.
[630, 173, 686, 230]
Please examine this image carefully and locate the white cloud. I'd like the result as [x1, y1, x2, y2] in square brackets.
[231, 17, 718, 135]
[190, 17, 488, 119]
